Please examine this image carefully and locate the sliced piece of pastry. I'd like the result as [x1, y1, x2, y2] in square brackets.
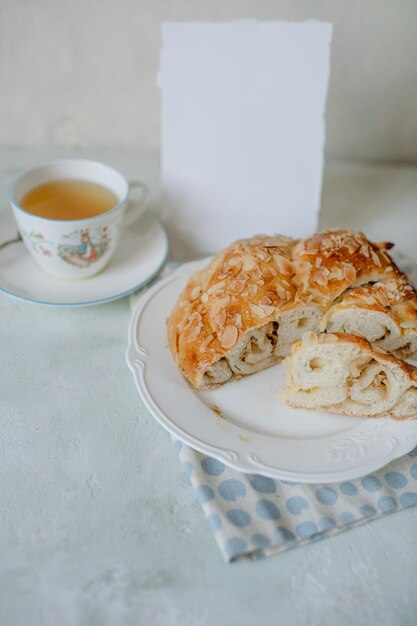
[282, 332, 417, 419]
[275, 229, 401, 356]
[320, 278, 417, 358]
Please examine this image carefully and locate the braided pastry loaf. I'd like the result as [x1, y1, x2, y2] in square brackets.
[167, 229, 417, 390]
[282, 332, 417, 419]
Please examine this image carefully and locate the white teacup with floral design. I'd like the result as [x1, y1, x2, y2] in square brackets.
[8, 159, 147, 280]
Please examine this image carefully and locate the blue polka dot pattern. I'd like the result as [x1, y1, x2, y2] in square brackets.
[227, 508, 252, 527]
[256, 499, 281, 520]
[249, 474, 277, 494]
[385, 472, 407, 489]
[400, 492, 417, 507]
[196, 484, 215, 504]
[200, 457, 225, 476]
[286, 496, 309, 515]
[174, 440, 183, 453]
[318, 517, 336, 530]
[360, 504, 376, 517]
[340, 482, 358, 496]
[296, 521, 318, 539]
[218, 479, 246, 501]
[378, 496, 397, 512]
[315, 487, 338, 505]
[175, 423, 417, 562]
[274, 527, 296, 543]
[224, 537, 247, 559]
[251, 533, 271, 548]
[208, 514, 221, 532]
[361, 476, 382, 492]
[182, 461, 193, 479]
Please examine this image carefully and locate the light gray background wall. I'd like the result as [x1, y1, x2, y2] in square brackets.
[1, 0, 416, 163]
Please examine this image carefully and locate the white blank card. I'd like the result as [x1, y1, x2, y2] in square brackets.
[159, 20, 333, 258]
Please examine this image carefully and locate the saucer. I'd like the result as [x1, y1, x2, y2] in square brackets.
[0, 211, 169, 307]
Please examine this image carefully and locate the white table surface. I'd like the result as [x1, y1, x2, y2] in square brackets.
[1, 147, 417, 626]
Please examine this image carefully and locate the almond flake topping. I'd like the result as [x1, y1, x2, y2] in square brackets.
[213, 310, 227, 329]
[343, 265, 357, 282]
[360, 294, 377, 306]
[249, 303, 275, 318]
[187, 323, 202, 343]
[259, 296, 272, 306]
[293, 260, 312, 274]
[370, 249, 382, 267]
[201, 293, 208, 303]
[182, 311, 202, 333]
[276, 284, 289, 300]
[190, 286, 202, 301]
[219, 325, 238, 349]
[294, 284, 306, 301]
[329, 266, 345, 281]
[207, 281, 226, 295]
[380, 251, 392, 263]
[376, 288, 390, 307]
[312, 270, 328, 287]
[248, 284, 258, 296]
[273, 254, 293, 275]
[210, 295, 230, 316]
[242, 255, 257, 272]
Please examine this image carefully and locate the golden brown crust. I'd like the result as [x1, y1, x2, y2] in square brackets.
[166, 229, 416, 389]
[291, 229, 401, 306]
[167, 234, 297, 388]
[323, 278, 417, 326]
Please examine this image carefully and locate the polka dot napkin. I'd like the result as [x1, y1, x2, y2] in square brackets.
[130, 257, 417, 562]
[174, 438, 417, 561]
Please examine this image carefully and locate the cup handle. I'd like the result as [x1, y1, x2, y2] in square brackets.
[122, 181, 149, 228]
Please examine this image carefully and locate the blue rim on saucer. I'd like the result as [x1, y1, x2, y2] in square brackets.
[0, 214, 169, 307]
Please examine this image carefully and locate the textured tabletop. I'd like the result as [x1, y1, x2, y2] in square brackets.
[1, 148, 417, 626]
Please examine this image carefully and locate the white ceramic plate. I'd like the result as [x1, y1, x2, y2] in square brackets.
[127, 259, 417, 483]
[0, 211, 168, 307]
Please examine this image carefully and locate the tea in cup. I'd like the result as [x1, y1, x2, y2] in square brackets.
[8, 159, 147, 280]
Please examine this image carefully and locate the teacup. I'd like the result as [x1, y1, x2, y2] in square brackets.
[8, 159, 147, 280]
